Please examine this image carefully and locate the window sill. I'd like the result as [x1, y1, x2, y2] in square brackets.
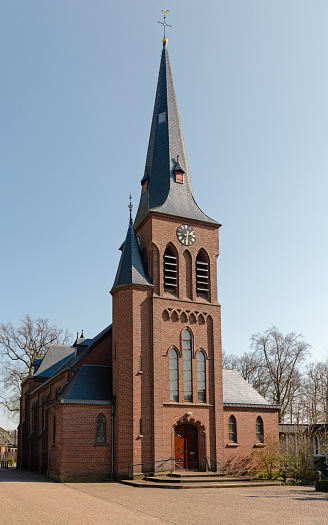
[94, 442, 109, 447]
[226, 443, 239, 447]
[254, 443, 265, 448]
[137, 370, 143, 375]
[163, 402, 213, 407]
[137, 434, 143, 439]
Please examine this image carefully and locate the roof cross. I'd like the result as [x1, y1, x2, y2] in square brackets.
[128, 194, 133, 223]
[158, 10, 171, 40]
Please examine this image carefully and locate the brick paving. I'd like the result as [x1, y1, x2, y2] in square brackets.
[1, 468, 328, 524]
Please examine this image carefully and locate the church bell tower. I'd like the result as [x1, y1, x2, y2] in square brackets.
[111, 34, 224, 478]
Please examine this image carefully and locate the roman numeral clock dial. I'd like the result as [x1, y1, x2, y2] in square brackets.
[176, 224, 196, 246]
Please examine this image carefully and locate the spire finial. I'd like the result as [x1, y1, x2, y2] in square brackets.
[128, 194, 133, 223]
[158, 10, 171, 44]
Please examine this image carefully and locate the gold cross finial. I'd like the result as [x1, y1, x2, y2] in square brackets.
[158, 10, 171, 43]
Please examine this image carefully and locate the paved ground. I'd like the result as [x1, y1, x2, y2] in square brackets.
[1, 468, 328, 524]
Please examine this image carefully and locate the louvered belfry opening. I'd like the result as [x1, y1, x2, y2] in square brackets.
[196, 251, 209, 298]
[164, 246, 178, 293]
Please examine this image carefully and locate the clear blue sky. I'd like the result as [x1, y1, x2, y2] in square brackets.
[1, 1, 328, 428]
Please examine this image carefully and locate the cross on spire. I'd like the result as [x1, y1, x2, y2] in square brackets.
[128, 194, 133, 223]
[158, 10, 171, 41]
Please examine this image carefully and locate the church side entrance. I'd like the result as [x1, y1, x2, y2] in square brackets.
[174, 424, 199, 470]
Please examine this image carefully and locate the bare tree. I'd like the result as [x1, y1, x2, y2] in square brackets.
[0, 315, 72, 418]
[222, 349, 270, 399]
[251, 326, 310, 422]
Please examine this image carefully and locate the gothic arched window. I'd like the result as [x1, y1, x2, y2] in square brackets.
[183, 330, 192, 402]
[164, 245, 178, 293]
[169, 349, 178, 402]
[196, 250, 210, 299]
[229, 415, 237, 443]
[96, 414, 106, 443]
[197, 351, 206, 403]
[256, 416, 264, 443]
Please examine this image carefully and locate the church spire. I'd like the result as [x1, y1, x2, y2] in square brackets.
[111, 199, 152, 292]
[134, 38, 217, 229]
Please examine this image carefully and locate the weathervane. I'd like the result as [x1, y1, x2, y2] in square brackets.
[158, 10, 171, 41]
[128, 194, 133, 223]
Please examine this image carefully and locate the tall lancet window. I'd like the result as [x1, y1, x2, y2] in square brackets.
[183, 330, 192, 402]
[197, 351, 206, 403]
[196, 251, 210, 299]
[164, 246, 178, 293]
[169, 349, 178, 402]
[96, 414, 106, 443]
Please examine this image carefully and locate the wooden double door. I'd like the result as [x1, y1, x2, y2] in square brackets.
[174, 424, 199, 470]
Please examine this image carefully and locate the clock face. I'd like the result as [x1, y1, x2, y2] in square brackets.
[176, 224, 196, 246]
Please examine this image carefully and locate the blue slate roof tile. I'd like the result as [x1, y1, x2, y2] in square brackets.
[134, 41, 218, 229]
[60, 365, 112, 402]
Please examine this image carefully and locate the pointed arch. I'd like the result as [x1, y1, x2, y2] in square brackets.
[180, 311, 188, 324]
[164, 243, 179, 295]
[182, 328, 192, 402]
[169, 348, 179, 402]
[162, 309, 170, 322]
[96, 413, 106, 443]
[183, 249, 192, 299]
[206, 315, 214, 358]
[150, 243, 160, 294]
[196, 249, 210, 300]
[189, 312, 196, 324]
[256, 416, 264, 443]
[229, 415, 237, 443]
[171, 310, 179, 323]
[198, 313, 205, 325]
[197, 350, 206, 403]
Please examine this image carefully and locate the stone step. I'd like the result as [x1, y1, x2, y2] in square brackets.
[171, 471, 226, 478]
[146, 475, 253, 483]
[121, 479, 282, 489]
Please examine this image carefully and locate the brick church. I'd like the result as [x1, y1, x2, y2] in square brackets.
[18, 36, 279, 482]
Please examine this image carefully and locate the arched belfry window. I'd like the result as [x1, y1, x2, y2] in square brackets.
[196, 251, 209, 299]
[256, 416, 264, 443]
[183, 330, 192, 402]
[164, 246, 178, 293]
[169, 349, 178, 402]
[96, 414, 106, 443]
[197, 351, 206, 403]
[229, 415, 237, 443]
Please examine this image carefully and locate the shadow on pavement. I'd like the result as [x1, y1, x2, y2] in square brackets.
[0, 467, 53, 483]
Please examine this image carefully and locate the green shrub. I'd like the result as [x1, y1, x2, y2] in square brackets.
[9, 457, 15, 467]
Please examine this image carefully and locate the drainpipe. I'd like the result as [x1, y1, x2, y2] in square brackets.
[111, 400, 115, 479]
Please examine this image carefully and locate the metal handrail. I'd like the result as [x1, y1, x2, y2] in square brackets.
[128, 457, 183, 480]
[206, 455, 221, 472]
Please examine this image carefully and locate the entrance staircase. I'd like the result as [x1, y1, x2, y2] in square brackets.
[121, 471, 281, 489]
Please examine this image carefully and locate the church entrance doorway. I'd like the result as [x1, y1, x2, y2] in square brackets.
[174, 424, 199, 470]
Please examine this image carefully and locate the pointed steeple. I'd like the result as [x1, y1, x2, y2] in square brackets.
[134, 40, 217, 229]
[111, 202, 152, 292]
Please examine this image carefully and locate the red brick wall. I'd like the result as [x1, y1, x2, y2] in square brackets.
[47, 404, 112, 482]
[223, 406, 279, 470]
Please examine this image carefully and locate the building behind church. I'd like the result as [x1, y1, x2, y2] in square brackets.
[18, 36, 280, 482]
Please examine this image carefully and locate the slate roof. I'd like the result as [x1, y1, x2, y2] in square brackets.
[111, 219, 152, 291]
[134, 41, 218, 229]
[222, 370, 279, 408]
[0, 427, 14, 446]
[59, 365, 112, 403]
[34, 345, 74, 378]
